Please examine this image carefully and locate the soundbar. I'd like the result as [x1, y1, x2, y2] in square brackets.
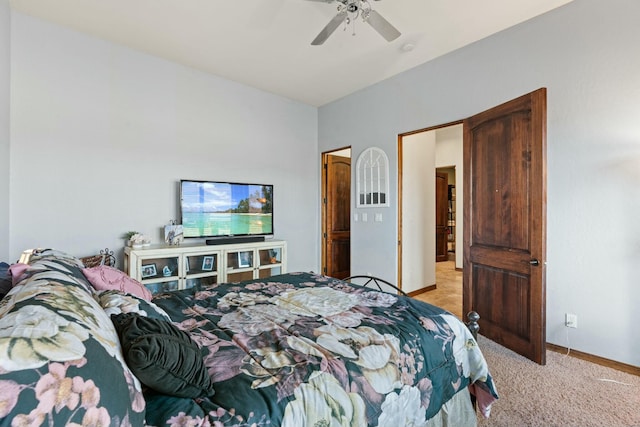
[206, 236, 266, 245]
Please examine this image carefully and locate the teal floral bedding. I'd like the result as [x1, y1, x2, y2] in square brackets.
[147, 272, 498, 426]
[0, 250, 146, 427]
[0, 250, 497, 427]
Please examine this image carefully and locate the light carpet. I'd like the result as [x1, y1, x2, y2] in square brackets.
[476, 335, 640, 427]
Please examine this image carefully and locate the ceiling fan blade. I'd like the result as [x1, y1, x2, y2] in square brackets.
[366, 10, 401, 42]
[311, 10, 348, 45]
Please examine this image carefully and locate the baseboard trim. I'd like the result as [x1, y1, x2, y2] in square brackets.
[547, 343, 640, 377]
[407, 285, 437, 297]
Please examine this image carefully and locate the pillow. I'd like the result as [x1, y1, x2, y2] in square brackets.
[84, 265, 152, 300]
[111, 312, 215, 399]
[95, 289, 170, 321]
[8, 263, 30, 286]
[0, 271, 146, 425]
[18, 249, 95, 294]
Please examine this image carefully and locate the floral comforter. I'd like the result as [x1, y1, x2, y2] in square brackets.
[148, 272, 498, 426]
[0, 251, 146, 427]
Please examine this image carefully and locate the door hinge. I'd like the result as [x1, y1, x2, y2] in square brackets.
[323, 198, 327, 204]
[323, 233, 327, 239]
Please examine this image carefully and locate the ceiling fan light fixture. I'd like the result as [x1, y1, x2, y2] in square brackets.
[310, 0, 400, 45]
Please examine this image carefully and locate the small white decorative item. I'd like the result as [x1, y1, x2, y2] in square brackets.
[129, 233, 151, 249]
[162, 265, 172, 277]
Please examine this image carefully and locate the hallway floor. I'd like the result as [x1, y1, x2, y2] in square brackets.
[412, 260, 463, 319]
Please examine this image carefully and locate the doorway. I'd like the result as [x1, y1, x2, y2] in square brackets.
[321, 147, 351, 279]
[398, 124, 463, 314]
[433, 166, 461, 316]
[399, 88, 547, 364]
[435, 171, 449, 262]
[398, 125, 463, 295]
[436, 166, 457, 263]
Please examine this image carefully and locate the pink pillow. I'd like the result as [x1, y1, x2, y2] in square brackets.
[9, 263, 30, 286]
[83, 265, 152, 301]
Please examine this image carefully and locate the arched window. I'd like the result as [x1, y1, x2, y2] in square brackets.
[356, 147, 389, 207]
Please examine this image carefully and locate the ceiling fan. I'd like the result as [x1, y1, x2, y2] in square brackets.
[308, 0, 401, 46]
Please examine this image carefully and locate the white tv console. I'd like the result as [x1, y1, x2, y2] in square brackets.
[124, 239, 287, 295]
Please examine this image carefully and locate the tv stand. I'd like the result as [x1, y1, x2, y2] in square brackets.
[206, 236, 265, 245]
[124, 240, 287, 295]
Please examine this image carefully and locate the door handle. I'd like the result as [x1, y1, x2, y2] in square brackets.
[529, 259, 540, 266]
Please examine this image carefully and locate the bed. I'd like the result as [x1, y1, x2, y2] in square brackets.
[0, 250, 497, 427]
[144, 271, 497, 426]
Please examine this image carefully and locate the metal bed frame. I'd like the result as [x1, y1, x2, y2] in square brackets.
[344, 274, 480, 339]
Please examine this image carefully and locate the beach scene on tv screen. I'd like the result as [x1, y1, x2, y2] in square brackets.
[182, 182, 273, 237]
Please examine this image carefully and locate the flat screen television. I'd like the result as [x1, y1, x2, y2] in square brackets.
[180, 180, 273, 243]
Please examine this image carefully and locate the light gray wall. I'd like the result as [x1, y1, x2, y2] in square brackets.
[0, 0, 9, 262]
[9, 12, 319, 272]
[401, 131, 435, 294]
[401, 126, 463, 289]
[319, 0, 640, 367]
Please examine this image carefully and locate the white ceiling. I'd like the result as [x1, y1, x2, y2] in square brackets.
[10, 0, 574, 106]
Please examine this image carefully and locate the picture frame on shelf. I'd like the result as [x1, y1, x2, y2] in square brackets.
[238, 251, 251, 268]
[202, 256, 214, 271]
[164, 223, 184, 246]
[141, 264, 157, 278]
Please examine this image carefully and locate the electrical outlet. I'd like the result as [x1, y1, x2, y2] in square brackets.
[565, 313, 578, 328]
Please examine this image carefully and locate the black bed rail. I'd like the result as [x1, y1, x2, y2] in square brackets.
[343, 275, 408, 296]
[344, 275, 481, 340]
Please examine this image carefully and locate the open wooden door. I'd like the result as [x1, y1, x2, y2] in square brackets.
[435, 172, 449, 262]
[463, 88, 547, 364]
[322, 153, 351, 279]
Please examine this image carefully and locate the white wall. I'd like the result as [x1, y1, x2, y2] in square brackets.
[9, 12, 319, 272]
[401, 132, 435, 293]
[318, 0, 640, 367]
[435, 125, 463, 269]
[0, 0, 9, 262]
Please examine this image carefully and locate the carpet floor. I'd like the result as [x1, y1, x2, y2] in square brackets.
[476, 335, 640, 427]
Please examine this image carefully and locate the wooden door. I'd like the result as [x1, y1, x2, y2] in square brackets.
[435, 172, 449, 262]
[323, 154, 351, 279]
[463, 88, 547, 364]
